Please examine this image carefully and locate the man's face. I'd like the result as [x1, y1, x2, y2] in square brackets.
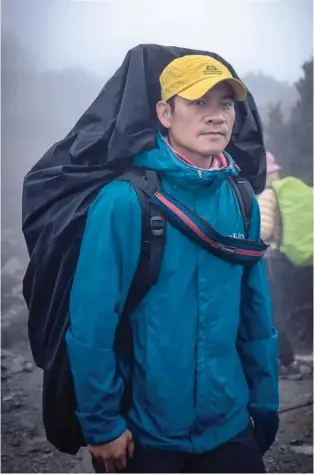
[157, 82, 236, 157]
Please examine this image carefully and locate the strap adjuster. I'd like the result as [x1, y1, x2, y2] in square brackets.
[150, 216, 164, 237]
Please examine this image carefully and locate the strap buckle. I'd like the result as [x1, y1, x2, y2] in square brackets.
[150, 216, 164, 237]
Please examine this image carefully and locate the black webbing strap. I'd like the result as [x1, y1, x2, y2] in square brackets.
[228, 176, 254, 239]
[115, 169, 166, 361]
[119, 168, 166, 315]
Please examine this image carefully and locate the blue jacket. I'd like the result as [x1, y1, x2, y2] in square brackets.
[66, 134, 279, 453]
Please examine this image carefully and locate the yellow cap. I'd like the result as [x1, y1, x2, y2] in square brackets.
[160, 55, 247, 102]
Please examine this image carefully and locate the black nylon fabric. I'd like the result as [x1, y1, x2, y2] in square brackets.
[21, 44, 266, 454]
[23, 44, 266, 245]
[22, 44, 266, 367]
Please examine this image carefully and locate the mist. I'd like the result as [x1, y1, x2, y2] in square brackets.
[1, 0, 312, 268]
[3, 0, 313, 81]
[2, 0, 313, 223]
[1, 1, 313, 472]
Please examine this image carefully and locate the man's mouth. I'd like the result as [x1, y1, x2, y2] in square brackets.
[202, 131, 225, 136]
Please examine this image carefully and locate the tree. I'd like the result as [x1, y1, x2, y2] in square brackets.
[265, 58, 313, 185]
[287, 59, 313, 185]
[265, 101, 288, 171]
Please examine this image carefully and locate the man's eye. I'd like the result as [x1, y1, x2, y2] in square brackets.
[192, 100, 206, 106]
[221, 100, 234, 108]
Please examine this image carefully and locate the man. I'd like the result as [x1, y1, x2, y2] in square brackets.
[66, 55, 279, 473]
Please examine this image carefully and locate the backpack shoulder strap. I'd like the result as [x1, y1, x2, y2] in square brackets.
[228, 176, 254, 239]
[117, 169, 166, 315]
[114, 169, 166, 409]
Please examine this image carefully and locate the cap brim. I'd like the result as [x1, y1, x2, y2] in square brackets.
[178, 77, 247, 102]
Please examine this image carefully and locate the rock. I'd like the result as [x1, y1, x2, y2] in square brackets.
[290, 444, 313, 456]
[290, 439, 304, 446]
[3, 427, 14, 435]
[30, 435, 48, 445]
[278, 444, 289, 454]
[1, 371, 10, 381]
[1, 354, 25, 374]
[2, 256, 24, 277]
[23, 362, 34, 373]
[1, 349, 13, 359]
[41, 453, 53, 460]
[1, 354, 34, 376]
[13, 399, 24, 409]
[296, 354, 313, 365]
[10, 439, 21, 447]
[300, 364, 312, 376]
[23, 446, 41, 454]
[2, 392, 24, 411]
[2, 395, 14, 403]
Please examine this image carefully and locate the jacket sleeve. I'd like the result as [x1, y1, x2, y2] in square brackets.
[237, 195, 279, 418]
[65, 180, 142, 446]
[257, 188, 277, 243]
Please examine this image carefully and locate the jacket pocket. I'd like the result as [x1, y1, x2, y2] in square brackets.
[144, 320, 195, 436]
[198, 349, 250, 426]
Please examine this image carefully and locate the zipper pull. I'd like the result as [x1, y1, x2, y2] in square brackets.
[197, 169, 203, 178]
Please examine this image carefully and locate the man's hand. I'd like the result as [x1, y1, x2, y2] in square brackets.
[88, 429, 135, 473]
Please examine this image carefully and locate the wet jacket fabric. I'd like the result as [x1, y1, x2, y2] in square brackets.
[66, 134, 279, 453]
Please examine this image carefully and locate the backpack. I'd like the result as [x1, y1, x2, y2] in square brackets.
[39, 168, 254, 455]
[22, 44, 264, 454]
[272, 177, 313, 267]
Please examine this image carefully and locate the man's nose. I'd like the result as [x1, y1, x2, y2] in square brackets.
[204, 108, 225, 124]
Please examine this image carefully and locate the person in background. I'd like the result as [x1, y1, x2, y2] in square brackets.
[258, 151, 302, 378]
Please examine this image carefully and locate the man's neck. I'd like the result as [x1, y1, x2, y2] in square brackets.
[167, 135, 214, 169]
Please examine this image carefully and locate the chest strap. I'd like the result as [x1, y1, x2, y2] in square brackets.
[151, 189, 268, 265]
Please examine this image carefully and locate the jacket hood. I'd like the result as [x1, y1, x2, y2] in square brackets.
[134, 133, 239, 190]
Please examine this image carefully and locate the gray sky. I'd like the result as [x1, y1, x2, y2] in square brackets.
[3, 0, 313, 83]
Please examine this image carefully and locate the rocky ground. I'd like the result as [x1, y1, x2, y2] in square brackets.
[1, 230, 313, 473]
[1, 339, 313, 474]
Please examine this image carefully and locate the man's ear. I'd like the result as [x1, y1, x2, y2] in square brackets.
[156, 101, 172, 129]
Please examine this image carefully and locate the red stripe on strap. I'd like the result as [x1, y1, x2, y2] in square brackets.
[235, 248, 264, 257]
[155, 192, 215, 246]
[155, 192, 264, 259]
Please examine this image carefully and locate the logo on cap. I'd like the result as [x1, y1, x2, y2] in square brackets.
[204, 65, 222, 76]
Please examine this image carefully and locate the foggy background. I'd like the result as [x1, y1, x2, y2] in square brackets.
[1, 0, 313, 338]
[2, 0, 313, 229]
[1, 2, 313, 472]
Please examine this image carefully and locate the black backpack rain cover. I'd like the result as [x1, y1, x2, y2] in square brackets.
[22, 44, 266, 454]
